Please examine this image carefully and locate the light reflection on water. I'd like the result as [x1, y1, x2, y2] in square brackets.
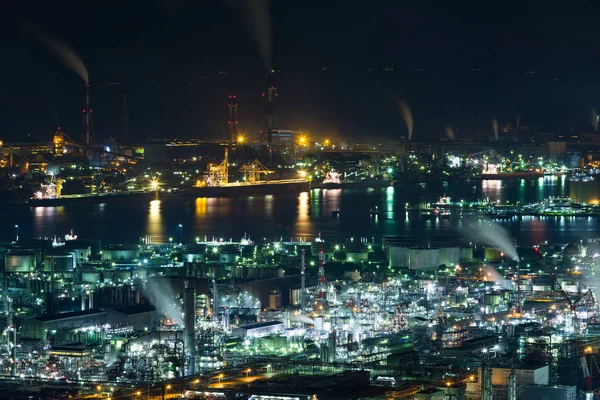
[12, 178, 598, 246]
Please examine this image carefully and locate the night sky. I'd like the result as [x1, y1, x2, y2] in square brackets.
[2, 1, 600, 143]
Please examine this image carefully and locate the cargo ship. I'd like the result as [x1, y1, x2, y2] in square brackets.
[27, 180, 311, 206]
[28, 155, 311, 206]
[313, 171, 392, 189]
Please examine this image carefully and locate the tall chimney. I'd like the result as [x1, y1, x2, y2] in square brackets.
[184, 285, 196, 376]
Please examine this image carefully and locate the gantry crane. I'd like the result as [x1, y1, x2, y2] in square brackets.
[239, 159, 273, 183]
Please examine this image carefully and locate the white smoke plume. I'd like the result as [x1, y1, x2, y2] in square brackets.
[145, 280, 184, 326]
[445, 125, 455, 140]
[239, 0, 273, 71]
[397, 99, 414, 141]
[40, 34, 88, 84]
[459, 216, 520, 261]
[483, 265, 512, 290]
[291, 313, 314, 325]
[590, 108, 598, 132]
[492, 118, 499, 140]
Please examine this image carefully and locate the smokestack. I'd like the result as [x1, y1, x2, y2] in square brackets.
[82, 84, 93, 159]
[7, 298, 16, 377]
[184, 286, 196, 376]
[300, 249, 306, 310]
[81, 291, 86, 311]
[260, 73, 278, 146]
[212, 279, 219, 321]
[88, 291, 94, 309]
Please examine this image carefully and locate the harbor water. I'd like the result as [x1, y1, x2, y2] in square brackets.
[1, 176, 598, 246]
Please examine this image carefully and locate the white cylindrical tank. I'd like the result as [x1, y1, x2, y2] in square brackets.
[5, 250, 36, 272]
[388, 246, 410, 268]
[459, 246, 474, 261]
[409, 248, 440, 270]
[438, 247, 460, 266]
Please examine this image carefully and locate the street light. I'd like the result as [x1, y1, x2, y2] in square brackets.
[218, 373, 224, 383]
[14, 225, 18, 242]
[245, 368, 252, 377]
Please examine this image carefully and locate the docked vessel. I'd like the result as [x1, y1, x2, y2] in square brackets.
[28, 190, 153, 206]
[480, 170, 544, 179]
[314, 171, 392, 189]
[28, 152, 310, 206]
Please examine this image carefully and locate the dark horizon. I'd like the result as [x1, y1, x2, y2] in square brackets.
[2, 1, 600, 143]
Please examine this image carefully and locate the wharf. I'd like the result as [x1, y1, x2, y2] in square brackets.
[411, 196, 600, 218]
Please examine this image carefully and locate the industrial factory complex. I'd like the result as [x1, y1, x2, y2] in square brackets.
[0, 227, 598, 400]
[2, 20, 600, 400]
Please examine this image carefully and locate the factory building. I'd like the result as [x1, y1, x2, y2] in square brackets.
[522, 385, 576, 400]
[466, 364, 549, 399]
[232, 321, 284, 338]
[268, 288, 282, 310]
[20, 309, 107, 340]
[106, 304, 157, 332]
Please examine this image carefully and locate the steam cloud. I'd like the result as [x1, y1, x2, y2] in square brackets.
[146, 281, 184, 326]
[445, 125, 455, 140]
[459, 216, 520, 261]
[397, 99, 414, 141]
[291, 313, 314, 325]
[40, 34, 88, 84]
[239, 0, 273, 71]
[483, 265, 512, 290]
[591, 108, 598, 132]
[492, 118, 499, 140]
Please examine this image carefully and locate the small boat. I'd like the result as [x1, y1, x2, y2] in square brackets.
[369, 206, 381, 216]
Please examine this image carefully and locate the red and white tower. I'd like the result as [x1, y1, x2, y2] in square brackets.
[318, 246, 326, 299]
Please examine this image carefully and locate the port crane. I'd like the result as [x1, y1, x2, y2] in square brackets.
[240, 159, 273, 182]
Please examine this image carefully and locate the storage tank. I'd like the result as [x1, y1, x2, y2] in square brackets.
[459, 246, 474, 262]
[314, 317, 324, 331]
[388, 246, 410, 268]
[484, 247, 503, 262]
[102, 245, 139, 261]
[82, 272, 101, 283]
[63, 241, 92, 262]
[183, 244, 206, 263]
[438, 247, 460, 266]
[5, 249, 36, 272]
[44, 250, 75, 272]
[409, 248, 440, 270]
